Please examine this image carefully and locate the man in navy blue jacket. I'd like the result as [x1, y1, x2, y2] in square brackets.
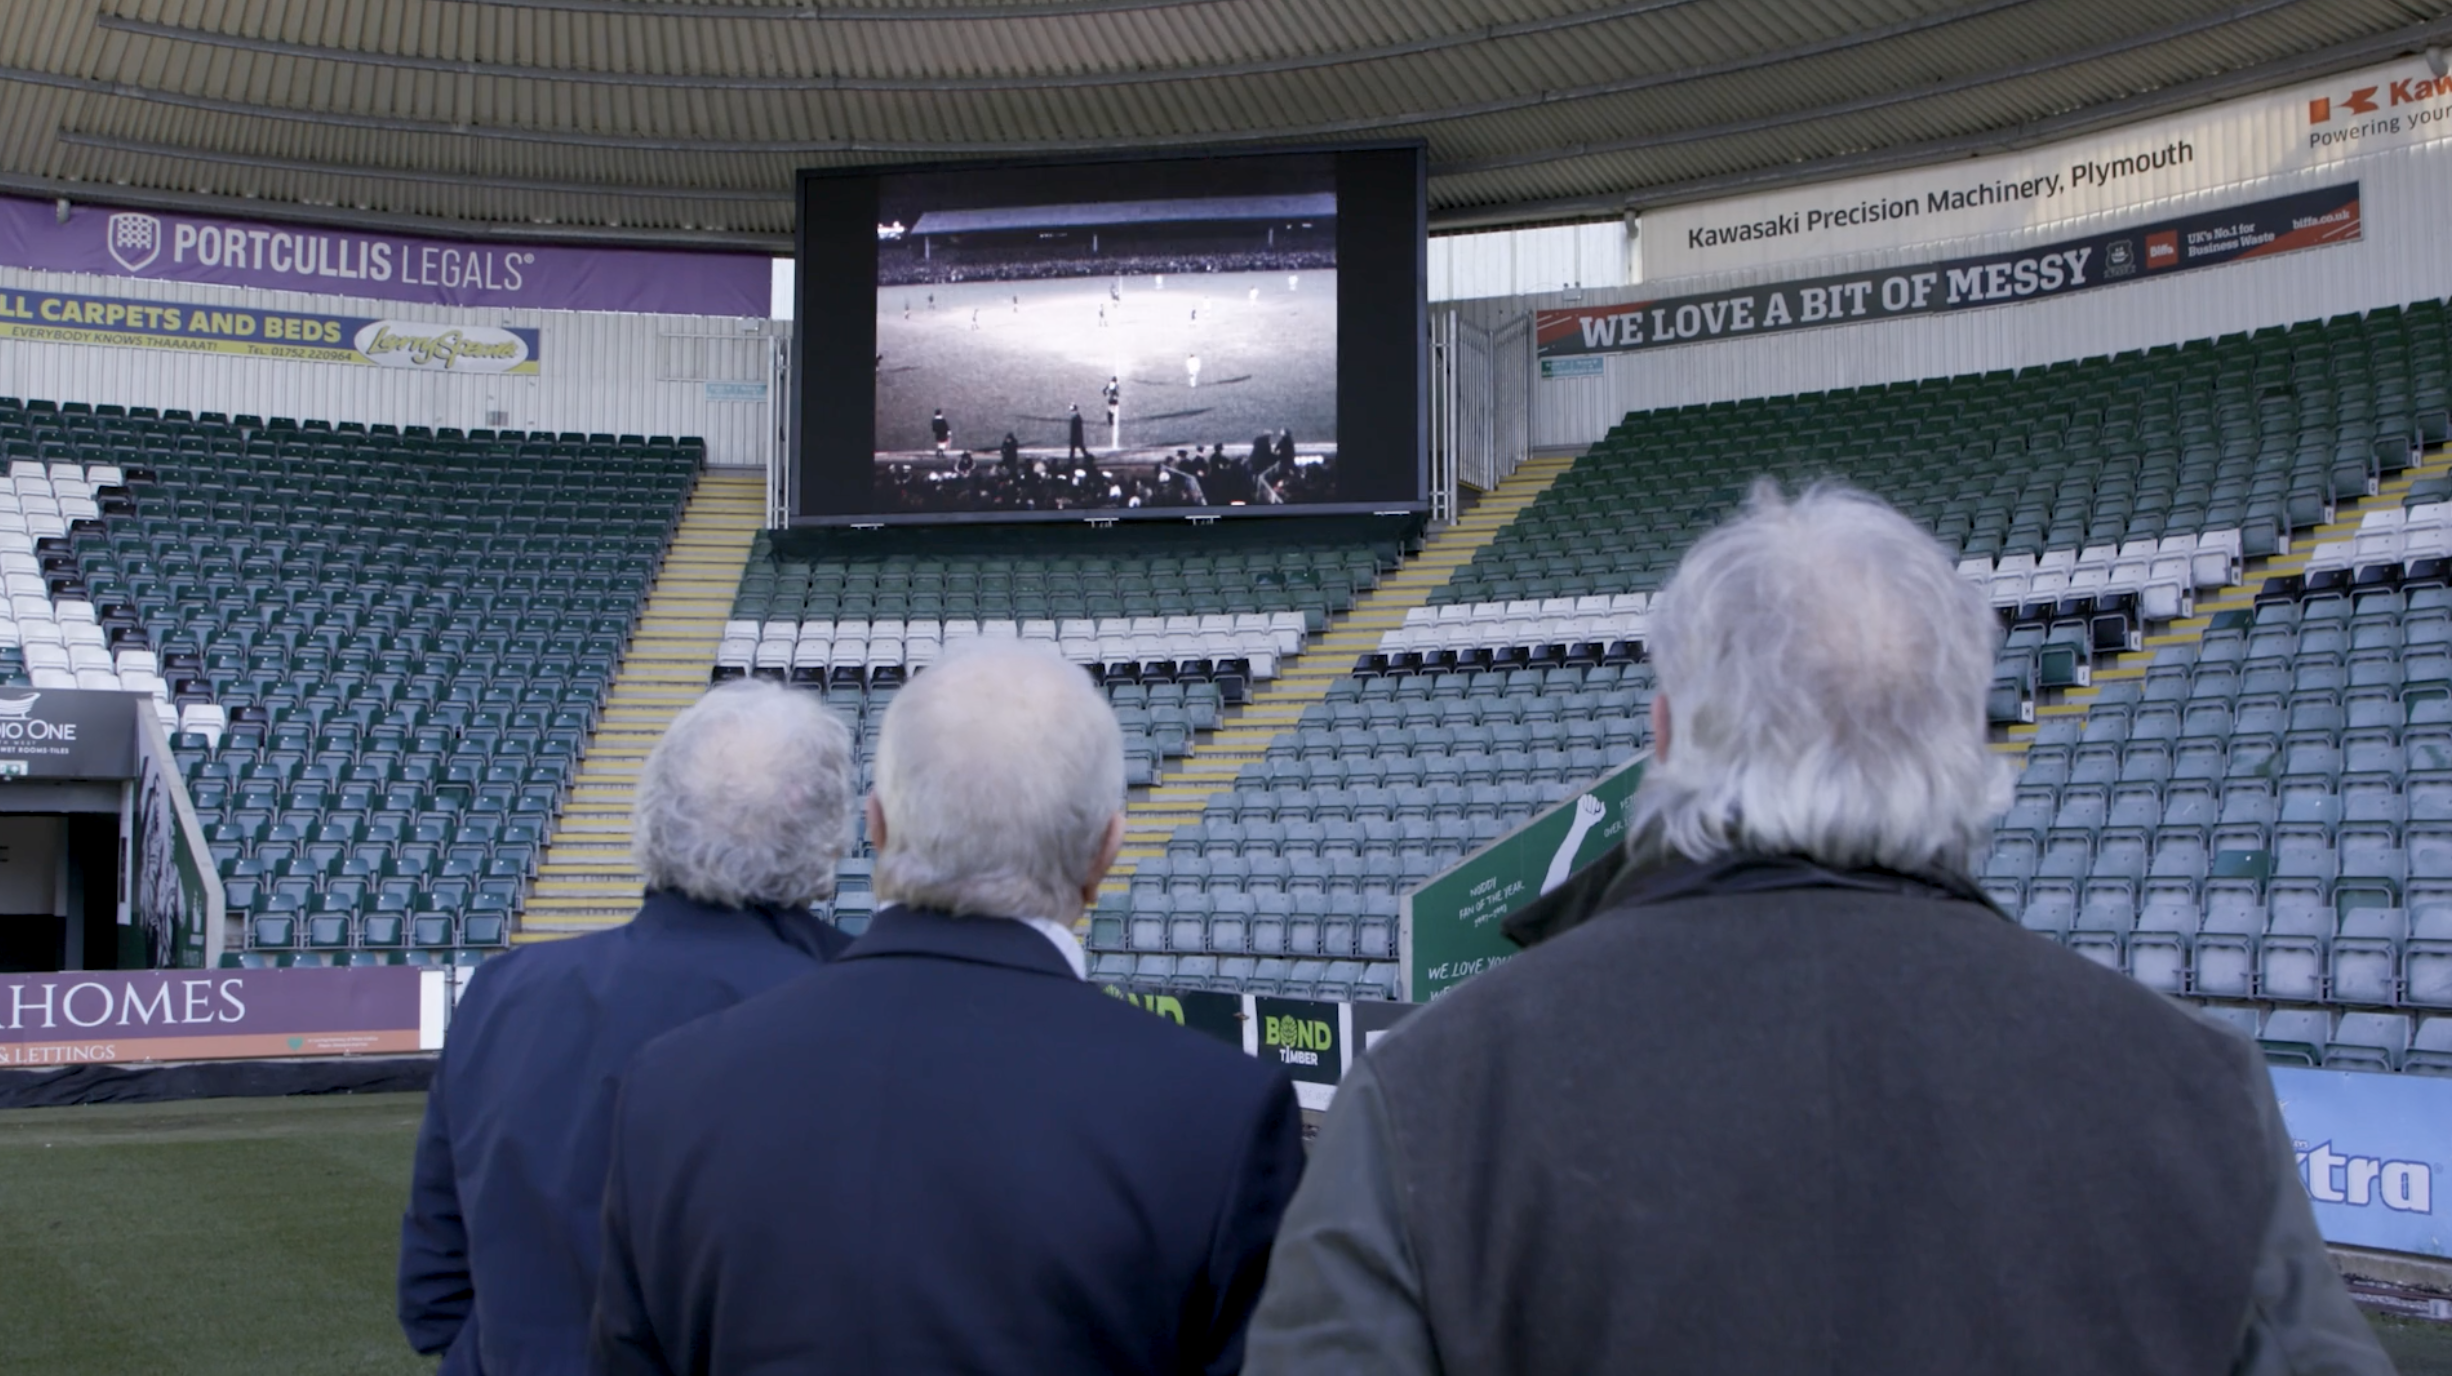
[592, 642, 1305, 1375]
[399, 680, 862, 1375]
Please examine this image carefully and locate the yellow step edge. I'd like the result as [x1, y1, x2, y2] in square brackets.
[1111, 451, 1571, 844]
[2003, 450, 2452, 771]
[527, 471, 759, 938]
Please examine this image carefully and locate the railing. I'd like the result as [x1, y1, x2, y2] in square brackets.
[1431, 309, 1534, 523]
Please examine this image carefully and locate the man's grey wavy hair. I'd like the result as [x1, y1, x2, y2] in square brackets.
[872, 640, 1125, 925]
[631, 680, 858, 909]
[1627, 480, 2012, 878]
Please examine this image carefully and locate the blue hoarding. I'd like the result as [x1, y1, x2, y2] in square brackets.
[2271, 1066, 2450, 1257]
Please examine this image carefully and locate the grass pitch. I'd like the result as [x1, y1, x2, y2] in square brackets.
[0, 1092, 2445, 1375]
[0, 1094, 432, 1375]
[875, 269, 1338, 458]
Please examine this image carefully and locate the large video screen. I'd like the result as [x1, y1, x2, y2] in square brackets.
[794, 145, 1425, 524]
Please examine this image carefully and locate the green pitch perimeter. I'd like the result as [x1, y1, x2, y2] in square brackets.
[0, 1092, 2445, 1374]
[0, 1094, 433, 1375]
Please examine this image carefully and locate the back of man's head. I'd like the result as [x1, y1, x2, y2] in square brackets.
[632, 680, 858, 910]
[1629, 480, 2010, 878]
[872, 641, 1125, 924]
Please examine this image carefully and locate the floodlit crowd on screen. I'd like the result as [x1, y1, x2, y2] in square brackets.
[879, 247, 1336, 288]
[873, 433, 1339, 513]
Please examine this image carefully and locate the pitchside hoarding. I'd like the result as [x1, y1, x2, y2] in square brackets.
[2274, 1066, 2451, 1258]
[1104, 983, 1403, 1112]
[0, 286, 542, 374]
[1403, 757, 1645, 1000]
[1645, 54, 2452, 277]
[1540, 183, 2360, 364]
[1108, 978, 2452, 1260]
[1252, 996, 1346, 1110]
[0, 967, 445, 1066]
[1106, 986, 1245, 1047]
[0, 195, 770, 317]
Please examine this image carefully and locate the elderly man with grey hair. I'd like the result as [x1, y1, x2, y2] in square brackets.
[1245, 483, 2390, 1376]
[400, 680, 860, 1376]
[593, 641, 1305, 1376]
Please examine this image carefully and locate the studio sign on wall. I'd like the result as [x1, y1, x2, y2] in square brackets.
[0, 690, 139, 780]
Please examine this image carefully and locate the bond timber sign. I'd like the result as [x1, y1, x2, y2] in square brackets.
[1403, 756, 1645, 1001]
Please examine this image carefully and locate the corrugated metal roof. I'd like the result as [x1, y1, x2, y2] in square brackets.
[0, 0, 2441, 248]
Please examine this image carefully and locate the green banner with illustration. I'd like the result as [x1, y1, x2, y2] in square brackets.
[1403, 757, 1645, 1001]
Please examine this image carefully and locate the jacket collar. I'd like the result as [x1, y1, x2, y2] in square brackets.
[1609, 850, 2005, 914]
[837, 904, 1080, 981]
[1501, 847, 2006, 950]
[633, 889, 852, 962]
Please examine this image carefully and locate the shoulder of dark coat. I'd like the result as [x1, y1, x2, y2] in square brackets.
[1383, 884, 2258, 1081]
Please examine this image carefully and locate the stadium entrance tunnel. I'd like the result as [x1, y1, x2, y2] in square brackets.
[0, 690, 218, 974]
[0, 808, 121, 974]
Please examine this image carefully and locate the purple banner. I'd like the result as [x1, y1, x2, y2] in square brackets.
[0, 195, 770, 318]
[0, 967, 436, 1065]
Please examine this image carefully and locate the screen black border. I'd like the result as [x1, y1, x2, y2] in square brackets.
[791, 140, 1428, 528]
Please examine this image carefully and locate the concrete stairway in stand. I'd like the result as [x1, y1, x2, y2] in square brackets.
[1102, 454, 1580, 902]
[518, 471, 767, 939]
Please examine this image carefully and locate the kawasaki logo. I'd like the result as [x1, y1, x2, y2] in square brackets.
[2309, 76, 2452, 123]
[2309, 87, 2381, 123]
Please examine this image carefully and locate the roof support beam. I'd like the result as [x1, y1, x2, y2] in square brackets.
[1430, 0, 2308, 178]
[95, 0, 1712, 94]
[0, 170, 791, 253]
[51, 132, 792, 205]
[0, 0, 2327, 158]
[1426, 16, 2452, 231]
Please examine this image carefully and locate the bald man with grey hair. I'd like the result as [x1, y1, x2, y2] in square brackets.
[1248, 482, 2389, 1376]
[402, 681, 860, 1376]
[595, 642, 1306, 1376]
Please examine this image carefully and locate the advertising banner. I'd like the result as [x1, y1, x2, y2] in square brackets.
[2271, 1065, 2451, 1259]
[1645, 54, 2452, 277]
[130, 706, 220, 971]
[1253, 996, 1346, 1109]
[0, 688, 141, 781]
[1096, 958, 2451, 1260]
[1103, 983, 1402, 1112]
[0, 195, 771, 317]
[1101, 984, 1245, 1049]
[0, 966, 444, 1066]
[1404, 758, 1645, 1001]
[0, 286, 541, 374]
[1539, 184, 2359, 364]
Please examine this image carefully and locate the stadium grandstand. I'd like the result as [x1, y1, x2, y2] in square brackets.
[4, 0, 2452, 1367]
[878, 194, 1337, 286]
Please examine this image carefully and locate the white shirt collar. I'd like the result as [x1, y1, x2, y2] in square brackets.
[1017, 915, 1088, 980]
